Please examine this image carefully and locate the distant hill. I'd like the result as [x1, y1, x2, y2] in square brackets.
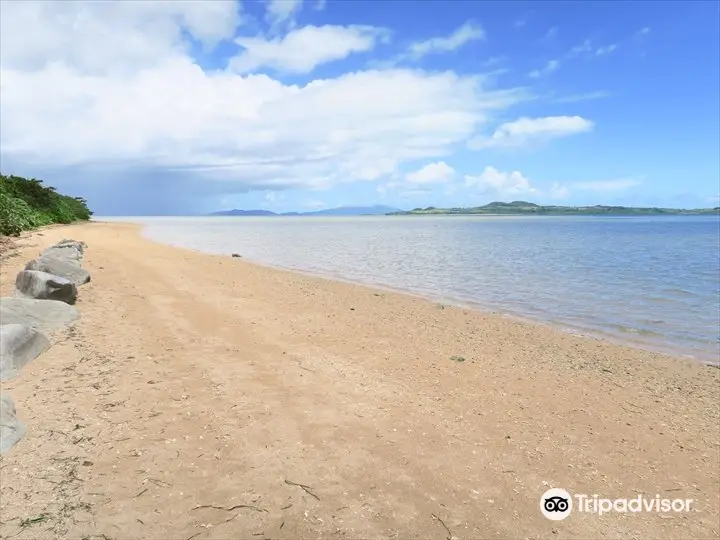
[389, 200, 720, 216]
[209, 209, 277, 216]
[209, 205, 400, 217]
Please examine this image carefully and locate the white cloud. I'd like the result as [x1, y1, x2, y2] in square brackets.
[0, 0, 241, 75]
[264, 0, 303, 32]
[465, 166, 538, 198]
[595, 44, 618, 56]
[542, 27, 558, 41]
[528, 38, 609, 78]
[0, 1, 529, 197]
[468, 115, 594, 150]
[528, 59, 560, 78]
[314, 0, 327, 10]
[638, 27, 651, 36]
[514, 14, 530, 28]
[573, 178, 642, 192]
[569, 39, 593, 59]
[405, 161, 455, 184]
[484, 55, 506, 67]
[550, 182, 571, 199]
[554, 91, 610, 103]
[376, 181, 401, 197]
[231, 25, 390, 73]
[406, 21, 485, 60]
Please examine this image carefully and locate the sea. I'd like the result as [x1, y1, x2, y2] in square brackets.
[103, 215, 720, 363]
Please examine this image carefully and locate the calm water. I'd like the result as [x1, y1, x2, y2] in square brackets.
[106, 215, 720, 362]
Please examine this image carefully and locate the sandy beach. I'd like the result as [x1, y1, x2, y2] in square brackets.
[0, 221, 718, 539]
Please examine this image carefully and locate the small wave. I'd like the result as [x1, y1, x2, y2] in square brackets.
[606, 324, 664, 337]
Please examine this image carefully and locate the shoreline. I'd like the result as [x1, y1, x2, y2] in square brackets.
[205, 255, 718, 365]
[127, 219, 719, 365]
[1, 221, 718, 539]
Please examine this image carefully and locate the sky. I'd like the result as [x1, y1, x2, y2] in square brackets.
[0, 0, 718, 215]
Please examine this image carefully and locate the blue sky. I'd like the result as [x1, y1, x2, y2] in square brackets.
[0, 0, 718, 215]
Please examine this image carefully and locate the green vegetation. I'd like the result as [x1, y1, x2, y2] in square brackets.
[0, 174, 92, 236]
[389, 200, 720, 216]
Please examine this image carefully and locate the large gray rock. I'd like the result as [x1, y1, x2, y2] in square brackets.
[25, 257, 90, 286]
[0, 394, 26, 454]
[41, 251, 82, 268]
[15, 270, 78, 305]
[53, 239, 87, 254]
[0, 297, 79, 332]
[0, 324, 51, 380]
[42, 245, 83, 263]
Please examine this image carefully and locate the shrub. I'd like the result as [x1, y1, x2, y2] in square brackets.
[0, 174, 92, 236]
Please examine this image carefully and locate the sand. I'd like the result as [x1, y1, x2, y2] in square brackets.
[0, 221, 718, 540]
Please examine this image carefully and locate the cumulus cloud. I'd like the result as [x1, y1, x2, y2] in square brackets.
[405, 161, 455, 184]
[406, 21, 485, 60]
[230, 24, 390, 73]
[468, 115, 594, 150]
[0, 0, 531, 209]
[464, 166, 538, 197]
[0, 0, 241, 74]
[264, 0, 303, 32]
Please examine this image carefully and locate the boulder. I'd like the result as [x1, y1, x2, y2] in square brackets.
[0, 297, 79, 332]
[0, 324, 50, 380]
[15, 270, 78, 304]
[42, 245, 83, 263]
[0, 394, 26, 454]
[53, 239, 87, 254]
[41, 251, 82, 268]
[25, 257, 90, 286]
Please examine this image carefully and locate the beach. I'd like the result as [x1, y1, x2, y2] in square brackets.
[0, 221, 718, 539]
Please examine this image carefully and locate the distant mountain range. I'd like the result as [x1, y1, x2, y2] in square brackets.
[389, 201, 720, 216]
[209, 205, 401, 217]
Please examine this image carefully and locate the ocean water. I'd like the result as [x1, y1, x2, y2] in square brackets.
[106, 215, 720, 362]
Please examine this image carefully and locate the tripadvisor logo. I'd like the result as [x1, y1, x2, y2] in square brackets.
[540, 488, 693, 521]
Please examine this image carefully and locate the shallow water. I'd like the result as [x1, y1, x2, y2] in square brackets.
[104, 215, 720, 362]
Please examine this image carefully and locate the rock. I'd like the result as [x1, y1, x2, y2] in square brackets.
[42, 245, 83, 263]
[15, 270, 78, 304]
[0, 297, 79, 332]
[41, 251, 82, 268]
[231, 253, 242, 258]
[25, 257, 90, 286]
[53, 239, 87, 254]
[0, 324, 50, 380]
[0, 394, 26, 454]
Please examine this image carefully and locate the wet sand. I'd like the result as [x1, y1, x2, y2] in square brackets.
[0, 221, 718, 539]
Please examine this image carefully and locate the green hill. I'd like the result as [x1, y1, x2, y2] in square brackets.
[0, 174, 93, 236]
[389, 200, 720, 216]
